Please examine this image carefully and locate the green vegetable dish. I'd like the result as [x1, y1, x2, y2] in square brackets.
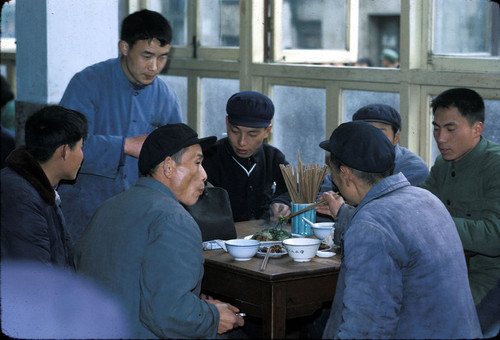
[251, 227, 291, 242]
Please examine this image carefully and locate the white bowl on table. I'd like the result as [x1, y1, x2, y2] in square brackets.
[283, 238, 321, 262]
[225, 239, 260, 261]
[311, 222, 335, 241]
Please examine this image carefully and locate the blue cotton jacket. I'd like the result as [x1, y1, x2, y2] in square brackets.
[323, 173, 481, 339]
[58, 57, 183, 242]
[74, 177, 219, 339]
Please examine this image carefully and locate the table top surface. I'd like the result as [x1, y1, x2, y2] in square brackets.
[203, 220, 341, 281]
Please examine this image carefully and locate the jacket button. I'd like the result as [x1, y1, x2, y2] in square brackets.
[451, 171, 456, 177]
[446, 199, 451, 205]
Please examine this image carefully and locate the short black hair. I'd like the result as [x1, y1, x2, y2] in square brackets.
[329, 155, 393, 186]
[431, 88, 485, 126]
[25, 106, 88, 162]
[120, 9, 172, 48]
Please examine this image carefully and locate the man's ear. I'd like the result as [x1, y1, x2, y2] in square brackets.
[119, 40, 129, 56]
[472, 121, 483, 138]
[57, 144, 67, 160]
[393, 131, 400, 146]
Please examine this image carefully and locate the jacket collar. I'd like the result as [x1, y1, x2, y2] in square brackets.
[5, 146, 55, 205]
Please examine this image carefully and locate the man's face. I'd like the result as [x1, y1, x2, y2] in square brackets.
[432, 106, 482, 162]
[226, 118, 271, 158]
[169, 144, 208, 206]
[365, 121, 399, 146]
[63, 139, 84, 181]
[119, 38, 170, 85]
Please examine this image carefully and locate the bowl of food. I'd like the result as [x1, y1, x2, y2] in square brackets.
[311, 222, 335, 241]
[282, 238, 321, 262]
[257, 244, 287, 258]
[225, 239, 260, 261]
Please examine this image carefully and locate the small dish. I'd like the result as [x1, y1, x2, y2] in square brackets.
[257, 245, 287, 258]
[316, 251, 336, 258]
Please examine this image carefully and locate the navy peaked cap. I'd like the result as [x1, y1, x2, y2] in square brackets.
[226, 91, 274, 128]
[352, 103, 401, 131]
[319, 121, 395, 173]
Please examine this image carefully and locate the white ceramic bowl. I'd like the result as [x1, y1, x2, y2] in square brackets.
[225, 239, 260, 261]
[283, 238, 321, 262]
[311, 222, 335, 241]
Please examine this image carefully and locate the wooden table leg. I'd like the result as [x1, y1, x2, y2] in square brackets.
[261, 282, 287, 339]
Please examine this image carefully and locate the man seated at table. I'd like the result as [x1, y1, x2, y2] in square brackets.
[315, 121, 480, 339]
[1, 105, 88, 268]
[73, 124, 244, 338]
[203, 91, 291, 222]
[318, 103, 429, 201]
[420, 87, 500, 305]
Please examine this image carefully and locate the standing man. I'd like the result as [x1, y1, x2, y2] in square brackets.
[317, 121, 480, 339]
[1, 106, 88, 268]
[203, 91, 291, 222]
[74, 124, 244, 338]
[58, 10, 183, 241]
[420, 87, 500, 304]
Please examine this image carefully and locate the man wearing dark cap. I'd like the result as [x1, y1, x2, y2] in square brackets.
[73, 124, 244, 338]
[203, 91, 291, 222]
[315, 121, 480, 339]
[318, 104, 429, 201]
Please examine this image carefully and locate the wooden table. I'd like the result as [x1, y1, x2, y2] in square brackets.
[202, 220, 340, 339]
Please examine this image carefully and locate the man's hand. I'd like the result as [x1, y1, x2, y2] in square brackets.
[203, 296, 244, 334]
[270, 203, 290, 222]
[316, 191, 344, 219]
[124, 134, 148, 158]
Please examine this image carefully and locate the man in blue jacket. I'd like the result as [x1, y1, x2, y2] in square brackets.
[74, 124, 244, 338]
[58, 10, 183, 242]
[316, 121, 480, 339]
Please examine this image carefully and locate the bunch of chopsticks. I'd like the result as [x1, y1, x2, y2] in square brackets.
[280, 151, 328, 204]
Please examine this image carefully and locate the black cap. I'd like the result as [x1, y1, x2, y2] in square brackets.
[138, 123, 216, 175]
[226, 91, 274, 128]
[319, 121, 395, 173]
[352, 103, 401, 131]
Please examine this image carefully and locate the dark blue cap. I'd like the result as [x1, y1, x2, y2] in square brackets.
[226, 91, 274, 128]
[352, 104, 401, 131]
[139, 123, 216, 175]
[319, 121, 395, 173]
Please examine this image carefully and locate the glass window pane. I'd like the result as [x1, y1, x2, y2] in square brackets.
[200, 0, 240, 47]
[0, 0, 15, 39]
[200, 78, 239, 138]
[430, 99, 500, 164]
[343, 90, 400, 122]
[357, 0, 401, 67]
[433, 0, 500, 56]
[273, 86, 326, 167]
[158, 75, 188, 123]
[282, 0, 346, 50]
[150, 0, 187, 46]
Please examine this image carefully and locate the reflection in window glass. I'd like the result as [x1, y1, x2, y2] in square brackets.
[343, 90, 400, 121]
[150, 0, 187, 46]
[282, 0, 346, 50]
[200, 0, 240, 47]
[433, 0, 499, 56]
[430, 99, 500, 165]
[158, 75, 188, 123]
[200, 78, 239, 138]
[0, 0, 15, 39]
[273, 86, 326, 167]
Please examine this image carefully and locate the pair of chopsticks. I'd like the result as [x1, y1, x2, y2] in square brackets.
[260, 247, 272, 271]
[280, 199, 327, 222]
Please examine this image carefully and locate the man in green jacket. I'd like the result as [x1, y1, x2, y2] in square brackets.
[420, 87, 500, 304]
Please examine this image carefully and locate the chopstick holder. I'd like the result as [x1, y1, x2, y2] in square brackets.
[280, 199, 327, 222]
[260, 246, 272, 271]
